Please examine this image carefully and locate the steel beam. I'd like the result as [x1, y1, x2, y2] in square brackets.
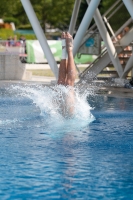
[69, 0, 81, 36]
[122, 52, 133, 78]
[73, 0, 101, 56]
[123, 0, 133, 19]
[86, 0, 123, 77]
[20, 0, 58, 79]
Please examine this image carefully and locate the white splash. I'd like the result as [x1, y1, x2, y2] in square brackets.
[11, 84, 95, 133]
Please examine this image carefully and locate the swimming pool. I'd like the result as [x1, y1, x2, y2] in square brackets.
[0, 84, 133, 199]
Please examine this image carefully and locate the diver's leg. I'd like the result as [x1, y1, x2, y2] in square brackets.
[57, 59, 67, 85]
[65, 33, 76, 86]
[57, 32, 68, 85]
[65, 33, 76, 116]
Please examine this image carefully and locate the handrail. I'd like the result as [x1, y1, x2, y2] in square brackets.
[113, 18, 133, 38]
[102, 0, 122, 17]
[107, 2, 123, 20]
[79, 48, 107, 78]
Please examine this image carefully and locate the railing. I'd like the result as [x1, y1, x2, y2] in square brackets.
[0, 40, 27, 63]
[79, 48, 108, 78]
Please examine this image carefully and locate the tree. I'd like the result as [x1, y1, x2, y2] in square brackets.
[76, 0, 130, 32]
[0, 0, 29, 26]
[101, 0, 130, 31]
[0, 0, 130, 34]
[0, 0, 75, 31]
[31, 0, 75, 31]
[76, 0, 104, 30]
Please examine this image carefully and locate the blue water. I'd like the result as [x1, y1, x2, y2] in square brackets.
[0, 85, 133, 200]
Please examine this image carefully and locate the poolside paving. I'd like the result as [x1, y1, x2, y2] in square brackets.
[0, 75, 133, 98]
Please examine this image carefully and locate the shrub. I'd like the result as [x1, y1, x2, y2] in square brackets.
[3, 17, 19, 26]
[0, 29, 14, 40]
[18, 24, 33, 30]
[0, 29, 36, 40]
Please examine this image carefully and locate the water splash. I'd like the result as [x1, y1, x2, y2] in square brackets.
[10, 84, 95, 133]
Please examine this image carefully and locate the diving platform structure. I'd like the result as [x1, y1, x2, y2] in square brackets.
[20, 0, 133, 83]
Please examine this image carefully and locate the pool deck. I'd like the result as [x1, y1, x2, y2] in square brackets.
[0, 75, 133, 98]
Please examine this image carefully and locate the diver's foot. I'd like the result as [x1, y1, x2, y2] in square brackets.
[61, 32, 66, 49]
[66, 32, 73, 52]
[61, 32, 66, 39]
[61, 32, 68, 60]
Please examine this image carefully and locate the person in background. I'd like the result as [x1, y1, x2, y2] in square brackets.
[7, 36, 14, 46]
[116, 27, 131, 65]
[19, 35, 26, 54]
[13, 35, 20, 46]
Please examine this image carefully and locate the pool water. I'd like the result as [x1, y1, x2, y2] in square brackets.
[0, 84, 133, 200]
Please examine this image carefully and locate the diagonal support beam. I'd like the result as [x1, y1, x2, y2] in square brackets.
[69, 0, 81, 36]
[123, 0, 133, 19]
[122, 52, 133, 78]
[73, 0, 101, 57]
[20, 0, 58, 79]
[86, 0, 123, 77]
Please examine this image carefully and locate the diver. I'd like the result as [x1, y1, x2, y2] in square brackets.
[57, 32, 77, 117]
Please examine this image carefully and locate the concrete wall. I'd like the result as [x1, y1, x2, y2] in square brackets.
[0, 53, 32, 80]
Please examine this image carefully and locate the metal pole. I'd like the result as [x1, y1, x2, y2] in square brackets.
[69, 0, 81, 36]
[123, 0, 133, 19]
[20, 0, 58, 79]
[107, 2, 123, 20]
[73, 0, 101, 56]
[86, 0, 123, 77]
[122, 53, 133, 78]
[103, 0, 121, 17]
[103, 16, 117, 40]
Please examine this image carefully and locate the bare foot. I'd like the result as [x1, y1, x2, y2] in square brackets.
[65, 32, 73, 52]
[61, 32, 66, 50]
[61, 32, 66, 39]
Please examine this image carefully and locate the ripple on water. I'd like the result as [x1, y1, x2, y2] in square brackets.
[0, 85, 133, 199]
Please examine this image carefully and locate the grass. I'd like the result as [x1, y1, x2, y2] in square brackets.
[27, 69, 55, 77]
[0, 28, 36, 40]
[27, 67, 86, 77]
[27, 66, 132, 79]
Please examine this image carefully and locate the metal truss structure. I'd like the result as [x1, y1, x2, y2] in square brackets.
[20, 0, 133, 82]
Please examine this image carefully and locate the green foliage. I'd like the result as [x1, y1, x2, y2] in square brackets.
[31, 0, 75, 31]
[77, 0, 103, 30]
[110, 8, 130, 31]
[0, 0, 131, 35]
[3, 17, 19, 26]
[16, 33, 36, 40]
[0, 0, 75, 31]
[102, 0, 130, 31]
[0, 29, 36, 40]
[0, 29, 14, 40]
[76, 0, 88, 30]
[18, 24, 33, 30]
[78, 0, 131, 32]
[102, 0, 116, 9]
